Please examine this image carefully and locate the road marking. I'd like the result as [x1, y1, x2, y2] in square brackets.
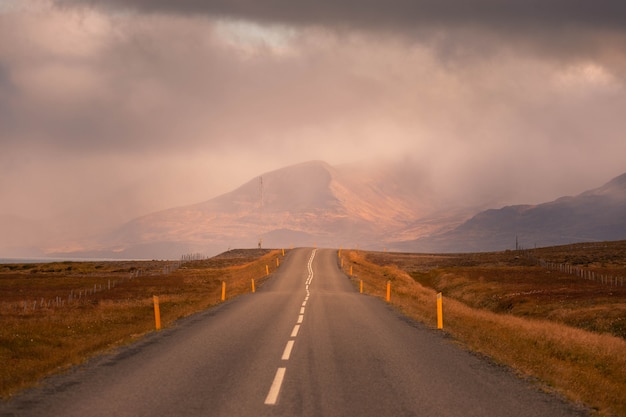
[265, 249, 316, 407]
[264, 367, 286, 405]
[282, 340, 295, 360]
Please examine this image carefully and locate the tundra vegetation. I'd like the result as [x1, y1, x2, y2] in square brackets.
[2, 243, 625, 416]
[0, 249, 279, 398]
[342, 241, 626, 417]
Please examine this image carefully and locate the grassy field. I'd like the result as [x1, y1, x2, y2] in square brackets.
[341, 241, 626, 417]
[3, 243, 626, 415]
[0, 249, 283, 398]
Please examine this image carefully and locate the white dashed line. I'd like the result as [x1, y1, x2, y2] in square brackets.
[265, 249, 317, 406]
[264, 368, 286, 405]
[282, 340, 295, 360]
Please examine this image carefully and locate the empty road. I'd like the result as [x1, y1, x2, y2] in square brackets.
[1, 248, 587, 416]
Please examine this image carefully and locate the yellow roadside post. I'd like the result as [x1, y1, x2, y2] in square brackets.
[266, 265, 270, 276]
[386, 281, 391, 302]
[360, 280, 363, 294]
[276, 257, 280, 267]
[153, 296, 161, 330]
[437, 293, 443, 329]
[251, 279, 255, 293]
[221, 281, 226, 302]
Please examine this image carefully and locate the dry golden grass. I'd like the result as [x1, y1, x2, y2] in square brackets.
[0, 249, 283, 398]
[342, 249, 626, 417]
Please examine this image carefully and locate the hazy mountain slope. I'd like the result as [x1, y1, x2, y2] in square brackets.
[0, 214, 49, 258]
[57, 160, 468, 258]
[46, 162, 626, 259]
[394, 172, 626, 252]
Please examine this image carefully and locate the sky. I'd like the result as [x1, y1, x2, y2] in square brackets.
[1, 0, 626, 243]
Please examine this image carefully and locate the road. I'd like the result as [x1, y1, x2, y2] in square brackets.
[1, 248, 587, 416]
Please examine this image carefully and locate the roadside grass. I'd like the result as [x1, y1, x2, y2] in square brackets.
[0, 249, 283, 398]
[342, 249, 626, 417]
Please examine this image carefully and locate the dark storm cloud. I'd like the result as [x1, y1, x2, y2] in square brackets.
[56, 0, 626, 31]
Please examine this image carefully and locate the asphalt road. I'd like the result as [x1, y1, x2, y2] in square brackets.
[1, 248, 587, 417]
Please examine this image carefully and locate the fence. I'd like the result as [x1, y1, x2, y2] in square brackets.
[517, 249, 625, 287]
[5, 262, 182, 313]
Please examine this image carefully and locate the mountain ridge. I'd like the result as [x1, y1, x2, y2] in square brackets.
[17, 160, 626, 259]
[393, 171, 626, 253]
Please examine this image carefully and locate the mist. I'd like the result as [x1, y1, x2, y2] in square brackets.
[1, 0, 625, 255]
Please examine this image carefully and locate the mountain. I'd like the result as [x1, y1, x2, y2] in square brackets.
[393, 172, 626, 253]
[49, 160, 471, 259]
[44, 162, 626, 259]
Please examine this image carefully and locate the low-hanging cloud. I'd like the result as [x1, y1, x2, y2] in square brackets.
[1, 0, 626, 255]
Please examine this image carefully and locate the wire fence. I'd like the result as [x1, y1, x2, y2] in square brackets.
[517, 249, 625, 287]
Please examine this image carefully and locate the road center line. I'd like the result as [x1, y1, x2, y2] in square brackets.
[264, 367, 286, 405]
[265, 249, 316, 407]
[281, 340, 295, 360]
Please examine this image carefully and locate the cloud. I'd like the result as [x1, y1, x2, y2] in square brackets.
[55, 0, 626, 31]
[1, 0, 626, 256]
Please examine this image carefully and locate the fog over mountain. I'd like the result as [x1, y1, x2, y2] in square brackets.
[43, 160, 471, 259]
[2, 1, 626, 257]
[395, 172, 626, 253]
[9, 161, 618, 259]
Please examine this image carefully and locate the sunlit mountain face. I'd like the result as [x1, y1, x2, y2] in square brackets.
[29, 161, 626, 260]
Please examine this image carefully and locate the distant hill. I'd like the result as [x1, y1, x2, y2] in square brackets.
[43, 161, 626, 259]
[393, 172, 626, 252]
[51, 161, 469, 259]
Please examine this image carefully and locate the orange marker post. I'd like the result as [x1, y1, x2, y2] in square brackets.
[251, 279, 256, 293]
[386, 281, 391, 302]
[221, 281, 226, 302]
[266, 265, 269, 276]
[437, 292, 443, 329]
[360, 280, 363, 294]
[153, 296, 161, 331]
